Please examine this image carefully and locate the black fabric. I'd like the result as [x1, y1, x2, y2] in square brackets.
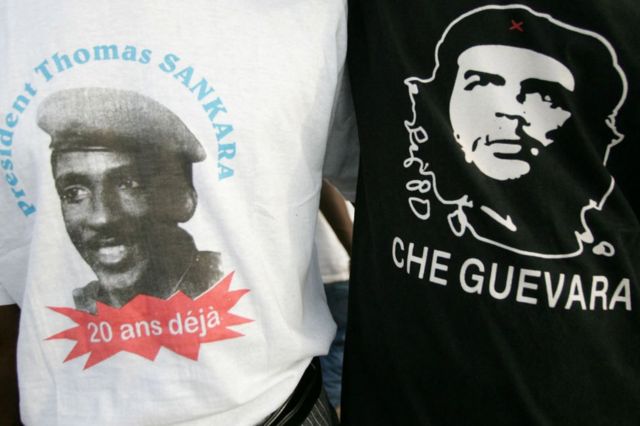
[344, 1, 640, 425]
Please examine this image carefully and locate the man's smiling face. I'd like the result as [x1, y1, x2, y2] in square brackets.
[449, 44, 575, 181]
[53, 149, 155, 291]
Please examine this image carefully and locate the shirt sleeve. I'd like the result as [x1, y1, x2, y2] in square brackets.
[323, 69, 360, 202]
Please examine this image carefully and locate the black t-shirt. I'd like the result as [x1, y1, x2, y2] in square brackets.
[344, 1, 640, 425]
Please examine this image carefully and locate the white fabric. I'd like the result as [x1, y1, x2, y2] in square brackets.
[315, 203, 354, 284]
[0, 1, 356, 424]
[0, 283, 13, 305]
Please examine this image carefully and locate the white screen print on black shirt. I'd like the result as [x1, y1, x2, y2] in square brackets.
[398, 4, 631, 312]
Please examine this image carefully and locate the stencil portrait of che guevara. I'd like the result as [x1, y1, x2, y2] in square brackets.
[37, 88, 223, 313]
[403, 5, 628, 259]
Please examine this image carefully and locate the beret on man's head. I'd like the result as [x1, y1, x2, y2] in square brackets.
[37, 87, 206, 163]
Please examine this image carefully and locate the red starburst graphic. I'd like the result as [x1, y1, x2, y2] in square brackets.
[46, 272, 251, 369]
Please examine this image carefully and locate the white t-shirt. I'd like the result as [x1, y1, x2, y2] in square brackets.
[0, 1, 357, 425]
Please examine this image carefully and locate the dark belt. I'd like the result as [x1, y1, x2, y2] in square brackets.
[261, 358, 337, 426]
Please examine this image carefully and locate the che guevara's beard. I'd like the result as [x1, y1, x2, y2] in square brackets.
[463, 120, 551, 180]
[427, 127, 599, 253]
[434, 128, 551, 200]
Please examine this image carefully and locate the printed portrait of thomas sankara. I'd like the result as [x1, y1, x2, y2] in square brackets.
[37, 88, 224, 313]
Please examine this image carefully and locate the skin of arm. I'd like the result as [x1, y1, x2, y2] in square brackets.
[319, 179, 353, 256]
[0, 304, 20, 426]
